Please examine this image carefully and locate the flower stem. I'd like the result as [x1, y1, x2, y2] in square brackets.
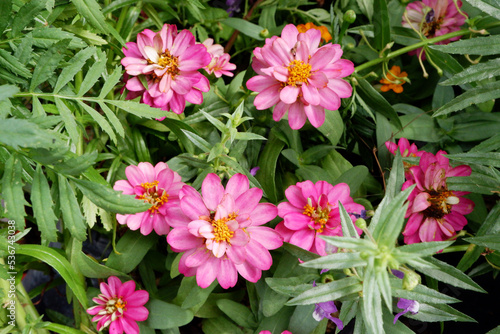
[354, 29, 470, 73]
[439, 245, 470, 254]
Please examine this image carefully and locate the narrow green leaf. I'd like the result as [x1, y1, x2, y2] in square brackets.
[376, 265, 392, 312]
[390, 278, 460, 304]
[287, 276, 363, 305]
[339, 202, 360, 239]
[12, 0, 46, 36]
[446, 152, 500, 168]
[98, 66, 124, 99]
[55, 47, 96, 93]
[397, 241, 455, 257]
[407, 303, 475, 322]
[77, 100, 116, 143]
[333, 165, 369, 194]
[470, 133, 500, 153]
[256, 133, 285, 202]
[448, 166, 500, 195]
[78, 50, 106, 96]
[300, 252, 366, 270]
[1, 154, 26, 230]
[221, 18, 265, 40]
[17, 244, 87, 308]
[356, 77, 402, 129]
[202, 317, 244, 334]
[54, 151, 98, 176]
[55, 97, 79, 144]
[234, 131, 267, 141]
[464, 235, 500, 252]
[106, 100, 167, 119]
[0, 0, 12, 34]
[144, 299, 193, 329]
[72, 178, 151, 213]
[71, 0, 113, 36]
[320, 235, 376, 251]
[441, 58, 500, 86]
[42, 322, 86, 334]
[74, 251, 128, 278]
[216, 299, 258, 328]
[430, 35, 500, 55]
[373, 0, 390, 51]
[414, 257, 486, 293]
[283, 242, 320, 262]
[362, 264, 384, 334]
[425, 48, 465, 78]
[31, 165, 58, 242]
[464, 0, 500, 19]
[58, 175, 87, 241]
[181, 129, 212, 152]
[265, 275, 318, 297]
[392, 113, 443, 143]
[29, 39, 69, 92]
[31, 27, 86, 49]
[99, 102, 125, 138]
[434, 81, 500, 117]
[0, 49, 32, 78]
[0, 118, 56, 149]
[106, 231, 158, 273]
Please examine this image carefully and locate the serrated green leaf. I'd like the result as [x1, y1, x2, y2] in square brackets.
[98, 65, 123, 99]
[78, 50, 106, 96]
[58, 175, 87, 241]
[0, 49, 32, 79]
[55, 97, 79, 144]
[0, 118, 57, 149]
[106, 100, 167, 119]
[106, 231, 158, 273]
[414, 257, 486, 293]
[356, 77, 402, 129]
[31, 165, 58, 242]
[464, 0, 500, 19]
[448, 166, 500, 194]
[61, 24, 107, 46]
[301, 252, 366, 270]
[72, 178, 151, 213]
[31, 27, 87, 49]
[17, 244, 87, 308]
[446, 152, 500, 168]
[12, 0, 46, 36]
[55, 47, 96, 93]
[265, 275, 318, 297]
[77, 100, 116, 143]
[30, 39, 69, 92]
[1, 154, 26, 230]
[407, 302, 475, 322]
[441, 58, 500, 86]
[222, 18, 265, 40]
[425, 48, 465, 78]
[470, 133, 500, 153]
[54, 151, 97, 176]
[287, 276, 362, 305]
[433, 81, 500, 117]
[99, 102, 125, 137]
[430, 35, 500, 55]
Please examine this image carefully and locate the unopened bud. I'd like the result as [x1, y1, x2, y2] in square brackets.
[355, 218, 367, 229]
[402, 270, 421, 291]
[321, 273, 334, 284]
[259, 29, 269, 38]
[343, 10, 356, 24]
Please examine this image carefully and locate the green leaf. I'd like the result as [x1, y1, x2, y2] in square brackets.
[290, 304, 327, 334]
[216, 299, 257, 328]
[55, 97, 79, 144]
[433, 81, 500, 117]
[181, 129, 212, 152]
[0, 0, 12, 34]
[470, 133, 500, 153]
[339, 202, 360, 239]
[72, 178, 151, 213]
[31, 27, 86, 49]
[29, 39, 69, 92]
[287, 276, 363, 305]
[317, 109, 343, 146]
[333, 165, 369, 194]
[78, 50, 106, 96]
[77, 100, 116, 143]
[464, 0, 500, 19]
[74, 251, 128, 278]
[0, 85, 19, 102]
[0, 49, 31, 79]
[407, 303, 475, 322]
[98, 66, 123, 99]
[11, 0, 46, 36]
[283, 242, 320, 262]
[390, 278, 460, 304]
[371, 185, 414, 248]
[55, 47, 96, 93]
[106, 231, 158, 273]
[446, 152, 500, 168]
[201, 111, 226, 133]
[234, 131, 267, 141]
[430, 35, 500, 55]
[42, 322, 86, 334]
[256, 133, 285, 202]
[100, 102, 125, 138]
[464, 235, 500, 252]
[301, 252, 366, 270]
[144, 299, 193, 329]
[17, 244, 87, 308]
[202, 317, 244, 334]
[440, 58, 500, 86]
[356, 77, 402, 129]
[265, 275, 318, 297]
[1, 154, 26, 230]
[425, 48, 465, 78]
[106, 100, 167, 119]
[31, 165, 58, 242]
[392, 113, 443, 142]
[221, 18, 265, 40]
[362, 264, 384, 334]
[373, 0, 390, 51]
[397, 241, 455, 257]
[53, 151, 97, 176]
[0, 118, 58, 149]
[414, 257, 486, 293]
[58, 175, 87, 241]
[321, 235, 376, 251]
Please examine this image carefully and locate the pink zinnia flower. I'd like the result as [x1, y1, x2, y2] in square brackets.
[121, 24, 211, 117]
[167, 173, 283, 289]
[402, 151, 474, 244]
[246, 24, 354, 130]
[113, 162, 184, 236]
[87, 276, 149, 334]
[402, 0, 466, 57]
[385, 138, 425, 180]
[276, 181, 364, 256]
[202, 38, 236, 78]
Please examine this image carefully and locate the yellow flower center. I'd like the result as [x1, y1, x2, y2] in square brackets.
[303, 203, 330, 233]
[138, 180, 169, 214]
[149, 49, 179, 78]
[287, 60, 312, 87]
[423, 189, 459, 219]
[211, 212, 238, 243]
[105, 297, 126, 315]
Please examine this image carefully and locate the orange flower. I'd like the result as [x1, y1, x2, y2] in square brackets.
[296, 22, 332, 43]
[380, 65, 408, 93]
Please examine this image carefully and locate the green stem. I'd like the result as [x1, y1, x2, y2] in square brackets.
[439, 245, 470, 254]
[354, 29, 469, 73]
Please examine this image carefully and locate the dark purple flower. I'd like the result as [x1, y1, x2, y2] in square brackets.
[226, 0, 241, 16]
[312, 281, 344, 329]
[393, 298, 420, 324]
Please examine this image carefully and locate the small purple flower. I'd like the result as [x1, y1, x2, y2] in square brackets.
[250, 166, 260, 176]
[393, 299, 420, 324]
[350, 210, 368, 220]
[226, 0, 241, 16]
[312, 281, 344, 329]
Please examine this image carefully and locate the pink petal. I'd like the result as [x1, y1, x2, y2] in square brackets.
[125, 165, 146, 186]
[289, 228, 315, 251]
[412, 192, 431, 213]
[109, 319, 124, 334]
[319, 87, 340, 111]
[284, 212, 312, 230]
[113, 180, 134, 195]
[248, 203, 278, 226]
[217, 259, 238, 289]
[247, 226, 283, 250]
[225, 173, 250, 200]
[197, 257, 219, 288]
[202, 173, 224, 211]
[284, 185, 307, 208]
[254, 85, 281, 110]
[235, 188, 263, 217]
[304, 104, 325, 128]
[246, 75, 279, 92]
[167, 227, 203, 251]
[444, 212, 468, 230]
[328, 79, 353, 98]
[302, 84, 321, 105]
[288, 101, 307, 130]
[235, 260, 262, 283]
[309, 45, 337, 71]
[452, 197, 474, 215]
[120, 317, 140, 334]
[226, 245, 246, 264]
[280, 85, 300, 104]
[281, 24, 299, 48]
[124, 307, 149, 322]
[118, 280, 136, 298]
[180, 185, 209, 220]
[273, 101, 289, 121]
[419, 217, 439, 242]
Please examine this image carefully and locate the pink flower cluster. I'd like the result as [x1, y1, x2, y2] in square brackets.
[247, 24, 354, 130]
[276, 180, 363, 256]
[87, 276, 149, 334]
[121, 24, 235, 118]
[386, 139, 474, 244]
